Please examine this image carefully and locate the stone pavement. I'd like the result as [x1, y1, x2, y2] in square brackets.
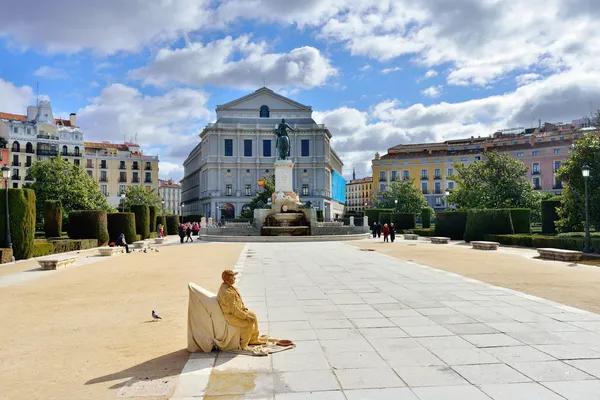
[172, 242, 600, 399]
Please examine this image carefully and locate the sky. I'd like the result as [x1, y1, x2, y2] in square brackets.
[1, 0, 599, 181]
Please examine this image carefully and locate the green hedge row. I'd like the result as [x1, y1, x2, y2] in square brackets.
[44, 200, 62, 238]
[434, 211, 468, 240]
[412, 228, 433, 237]
[484, 234, 600, 252]
[508, 209, 531, 234]
[390, 213, 417, 229]
[107, 213, 137, 244]
[0, 189, 36, 260]
[149, 206, 158, 234]
[542, 198, 562, 234]
[316, 210, 324, 222]
[67, 211, 109, 246]
[182, 214, 205, 223]
[364, 209, 393, 226]
[421, 208, 432, 229]
[166, 215, 180, 235]
[131, 205, 150, 240]
[47, 238, 98, 253]
[464, 209, 514, 242]
[32, 242, 55, 257]
[379, 212, 391, 226]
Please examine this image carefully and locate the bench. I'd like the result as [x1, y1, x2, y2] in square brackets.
[472, 241, 499, 250]
[98, 247, 124, 256]
[403, 234, 419, 240]
[430, 237, 450, 244]
[538, 248, 583, 262]
[154, 238, 166, 244]
[38, 255, 78, 270]
[132, 241, 149, 250]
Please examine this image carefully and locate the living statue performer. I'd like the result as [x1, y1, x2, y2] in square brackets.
[216, 269, 266, 349]
[275, 118, 294, 160]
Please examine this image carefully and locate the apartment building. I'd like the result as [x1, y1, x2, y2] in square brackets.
[346, 173, 373, 212]
[159, 179, 181, 215]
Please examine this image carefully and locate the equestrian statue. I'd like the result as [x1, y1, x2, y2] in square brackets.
[274, 119, 294, 160]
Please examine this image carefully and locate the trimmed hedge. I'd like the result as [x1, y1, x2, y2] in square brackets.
[390, 213, 417, 229]
[364, 208, 393, 226]
[44, 200, 62, 238]
[67, 211, 109, 246]
[182, 214, 205, 223]
[484, 233, 600, 253]
[542, 198, 562, 234]
[149, 206, 158, 234]
[506, 208, 531, 234]
[316, 210, 324, 222]
[130, 205, 150, 240]
[166, 215, 180, 235]
[156, 215, 167, 234]
[0, 189, 36, 260]
[379, 212, 392, 226]
[0, 248, 13, 263]
[434, 211, 468, 240]
[421, 208, 432, 229]
[107, 213, 137, 244]
[47, 239, 98, 253]
[32, 242, 56, 257]
[464, 209, 514, 242]
[413, 228, 433, 237]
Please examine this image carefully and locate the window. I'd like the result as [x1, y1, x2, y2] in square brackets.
[263, 140, 271, 157]
[421, 182, 428, 193]
[448, 181, 455, 190]
[26, 142, 33, 153]
[434, 168, 441, 178]
[435, 182, 441, 193]
[554, 149, 561, 154]
[532, 163, 540, 174]
[119, 161, 126, 169]
[379, 183, 386, 192]
[100, 171, 107, 181]
[12, 168, 18, 177]
[74, 146, 79, 156]
[119, 185, 125, 194]
[12, 154, 18, 166]
[447, 168, 454, 176]
[517, 152, 523, 157]
[145, 172, 152, 183]
[435, 197, 442, 207]
[259, 105, 269, 118]
[403, 170, 410, 180]
[244, 139, 252, 157]
[101, 160, 107, 168]
[74, 159, 80, 166]
[474, 156, 481, 161]
[27, 128, 31, 135]
[226, 184, 232, 196]
[421, 169, 428, 179]
[12, 142, 19, 152]
[119, 172, 126, 182]
[132, 162, 138, 170]
[26, 156, 31, 167]
[13, 127, 17, 133]
[533, 177, 541, 189]
[87, 170, 93, 179]
[224, 139, 233, 156]
[532, 151, 539, 156]
[133, 172, 139, 182]
[554, 161, 562, 172]
[391, 171, 397, 181]
[100, 185, 108, 195]
[86, 159, 93, 168]
[145, 162, 151, 170]
[62, 145, 68, 155]
[302, 184, 309, 196]
[12, 183, 18, 189]
[379, 171, 386, 181]
[245, 184, 251, 196]
[301, 140, 309, 157]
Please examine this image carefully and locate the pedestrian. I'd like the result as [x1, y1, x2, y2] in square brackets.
[371, 222, 377, 238]
[382, 223, 390, 242]
[178, 223, 185, 243]
[390, 223, 396, 243]
[377, 221, 382, 238]
[116, 233, 130, 253]
[192, 221, 199, 236]
[186, 223, 193, 242]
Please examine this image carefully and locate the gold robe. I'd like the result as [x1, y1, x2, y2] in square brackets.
[216, 283, 260, 347]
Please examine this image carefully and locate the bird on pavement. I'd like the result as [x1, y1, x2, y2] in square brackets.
[152, 310, 162, 321]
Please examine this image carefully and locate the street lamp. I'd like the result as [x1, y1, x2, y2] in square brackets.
[2, 165, 13, 262]
[394, 199, 398, 213]
[181, 203, 185, 223]
[582, 164, 592, 253]
[120, 192, 126, 213]
[161, 200, 165, 216]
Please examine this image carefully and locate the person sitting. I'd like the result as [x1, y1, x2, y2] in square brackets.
[116, 233, 130, 253]
[216, 269, 266, 350]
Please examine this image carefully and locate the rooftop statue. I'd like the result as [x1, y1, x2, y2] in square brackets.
[275, 119, 294, 160]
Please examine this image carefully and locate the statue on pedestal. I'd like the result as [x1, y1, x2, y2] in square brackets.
[275, 119, 294, 160]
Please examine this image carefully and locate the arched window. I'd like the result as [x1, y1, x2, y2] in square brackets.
[12, 141, 20, 152]
[26, 142, 33, 153]
[62, 145, 68, 155]
[74, 146, 80, 156]
[259, 105, 270, 118]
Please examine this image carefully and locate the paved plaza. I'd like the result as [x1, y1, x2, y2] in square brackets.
[174, 242, 600, 400]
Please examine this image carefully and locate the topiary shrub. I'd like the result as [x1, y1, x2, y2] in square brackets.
[107, 213, 137, 244]
[44, 200, 62, 238]
[542, 198, 562, 234]
[156, 215, 167, 234]
[364, 208, 393, 226]
[390, 213, 417, 229]
[32, 241, 56, 257]
[66, 211, 109, 246]
[149, 206, 158, 234]
[181, 214, 205, 223]
[505, 208, 531, 234]
[47, 239, 98, 253]
[412, 228, 432, 237]
[0, 188, 36, 260]
[130, 205, 150, 240]
[0, 248, 14, 263]
[166, 215, 180, 235]
[421, 207, 432, 229]
[464, 209, 514, 242]
[379, 212, 392, 226]
[316, 210, 324, 222]
[434, 211, 468, 240]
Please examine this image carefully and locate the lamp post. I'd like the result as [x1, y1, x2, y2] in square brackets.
[181, 203, 184, 223]
[120, 192, 126, 213]
[394, 199, 398, 213]
[2, 165, 13, 262]
[161, 200, 165, 216]
[582, 164, 592, 253]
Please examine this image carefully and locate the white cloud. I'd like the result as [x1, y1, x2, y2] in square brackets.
[33, 66, 69, 79]
[0, 79, 33, 113]
[381, 66, 402, 74]
[421, 85, 443, 98]
[359, 64, 371, 71]
[424, 69, 438, 79]
[158, 161, 184, 181]
[515, 73, 542, 86]
[131, 36, 337, 90]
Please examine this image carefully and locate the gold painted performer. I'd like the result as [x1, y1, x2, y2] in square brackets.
[217, 269, 266, 349]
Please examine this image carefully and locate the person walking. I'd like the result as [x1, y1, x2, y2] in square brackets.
[382, 223, 390, 242]
[390, 223, 396, 243]
[186, 223, 193, 242]
[178, 223, 185, 243]
[377, 222, 382, 238]
[371, 222, 377, 238]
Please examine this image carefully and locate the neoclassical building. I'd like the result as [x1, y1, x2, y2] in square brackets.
[181, 88, 346, 220]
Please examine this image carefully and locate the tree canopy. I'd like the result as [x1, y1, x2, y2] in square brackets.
[30, 157, 111, 223]
[375, 179, 428, 213]
[240, 176, 275, 219]
[122, 185, 163, 210]
[447, 151, 541, 211]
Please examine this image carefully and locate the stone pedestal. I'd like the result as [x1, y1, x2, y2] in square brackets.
[349, 216, 355, 227]
[274, 160, 294, 192]
[208, 217, 213, 227]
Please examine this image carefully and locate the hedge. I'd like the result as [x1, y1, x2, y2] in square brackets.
[107, 213, 137, 244]
[390, 213, 417, 229]
[506, 208, 531, 234]
[542, 198, 562, 234]
[413, 228, 433, 237]
[156, 215, 167, 234]
[316, 210, 324, 222]
[130, 205, 150, 240]
[182, 214, 205, 223]
[364, 208, 393, 226]
[32, 242, 56, 257]
[464, 209, 514, 242]
[149, 206, 158, 234]
[0, 189, 36, 260]
[434, 211, 468, 240]
[44, 200, 62, 238]
[0, 248, 13, 263]
[67, 211, 109, 246]
[421, 208, 432, 229]
[166, 215, 180, 235]
[484, 234, 600, 253]
[379, 212, 392, 226]
[47, 239, 98, 253]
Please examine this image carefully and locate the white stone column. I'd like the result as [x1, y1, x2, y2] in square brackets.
[349, 216, 355, 227]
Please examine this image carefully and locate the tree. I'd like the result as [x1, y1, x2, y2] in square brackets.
[447, 151, 541, 211]
[30, 157, 110, 224]
[240, 176, 275, 219]
[555, 134, 600, 232]
[122, 185, 162, 210]
[375, 179, 427, 213]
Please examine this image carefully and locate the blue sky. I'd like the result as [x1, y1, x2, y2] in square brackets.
[1, 0, 599, 181]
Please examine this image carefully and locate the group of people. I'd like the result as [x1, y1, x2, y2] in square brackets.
[178, 221, 200, 243]
[371, 221, 396, 243]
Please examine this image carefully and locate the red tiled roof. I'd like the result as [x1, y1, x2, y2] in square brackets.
[0, 111, 72, 126]
[84, 141, 132, 150]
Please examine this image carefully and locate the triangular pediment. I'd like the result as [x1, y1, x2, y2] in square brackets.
[216, 88, 311, 111]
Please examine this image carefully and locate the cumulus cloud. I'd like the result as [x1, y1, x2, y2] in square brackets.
[381, 66, 402, 74]
[0, 79, 33, 113]
[515, 73, 542, 86]
[33, 66, 69, 79]
[359, 64, 371, 71]
[424, 69, 438, 79]
[131, 36, 337, 90]
[421, 85, 443, 98]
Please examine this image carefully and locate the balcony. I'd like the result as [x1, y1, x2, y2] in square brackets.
[553, 183, 563, 190]
[118, 178, 127, 183]
[421, 176, 429, 180]
[145, 166, 152, 171]
[26, 149, 35, 154]
[100, 164, 107, 169]
[422, 189, 430, 194]
[132, 165, 139, 170]
[532, 171, 540, 175]
[86, 164, 93, 169]
[36, 149, 58, 157]
[61, 152, 82, 157]
[434, 189, 443, 194]
[24, 175, 34, 181]
[12, 175, 20, 180]
[99, 177, 108, 182]
[12, 162, 21, 167]
[145, 179, 153, 183]
[25, 163, 32, 167]
[37, 134, 60, 141]
[434, 175, 442, 180]
[119, 165, 126, 170]
[132, 177, 140, 183]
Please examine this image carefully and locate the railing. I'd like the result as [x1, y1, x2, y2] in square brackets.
[553, 183, 563, 190]
[119, 165, 126, 170]
[99, 177, 108, 182]
[12, 162, 21, 166]
[434, 175, 442, 180]
[86, 163, 93, 168]
[37, 149, 58, 156]
[24, 175, 34, 181]
[422, 189, 430, 194]
[534, 186, 541, 190]
[132, 178, 140, 183]
[37, 134, 60, 140]
[11, 175, 20, 180]
[132, 165, 139, 170]
[118, 178, 127, 183]
[421, 176, 429, 180]
[532, 171, 540, 175]
[61, 152, 81, 157]
[145, 166, 152, 171]
[25, 163, 32, 167]
[434, 189, 443, 194]
[100, 164, 107, 169]
[145, 179, 152, 183]
[26, 149, 35, 154]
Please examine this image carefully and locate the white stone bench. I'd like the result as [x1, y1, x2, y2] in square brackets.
[132, 241, 148, 250]
[430, 237, 450, 244]
[472, 241, 499, 250]
[538, 248, 583, 262]
[38, 255, 78, 270]
[403, 234, 419, 240]
[98, 247, 124, 256]
[154, 238, 166, 244]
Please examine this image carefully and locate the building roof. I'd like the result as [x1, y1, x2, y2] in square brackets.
[214, 117, 317, 126]
[84, 141, 138, 150]
[0, 111, 72, 126]
[347, 177, 373, 184]
[216, 87, 312, 111]
[159, 179, 181, 188]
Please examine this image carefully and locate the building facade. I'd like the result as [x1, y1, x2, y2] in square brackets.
[182, 87, 346, 220]
[159, 179, 181, 215]
[0, 101, 84, 188]
[346, 175, 373, 212]
[84, 142, 159, 208]
[373, 124, 600, 210]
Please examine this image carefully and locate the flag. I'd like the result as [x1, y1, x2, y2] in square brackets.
[257, 180, 264, 187]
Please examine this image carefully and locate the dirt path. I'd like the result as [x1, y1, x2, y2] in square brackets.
[351, 240, 600, 314]
[0, 241, 244, 400]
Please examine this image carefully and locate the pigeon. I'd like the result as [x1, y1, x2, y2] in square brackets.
[152, 310, 162, 321]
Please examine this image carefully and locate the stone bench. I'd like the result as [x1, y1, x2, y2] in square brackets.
[132, 241, 149, 250]
[154, 238, 166, 244]
[98, 247, 124, 256]
[538, 248, 583, 262]
[403, 234, 419, 240]
[472, 241, 500, 250]
[430, 237, 450, 244]
[38, 255, 78, 270]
